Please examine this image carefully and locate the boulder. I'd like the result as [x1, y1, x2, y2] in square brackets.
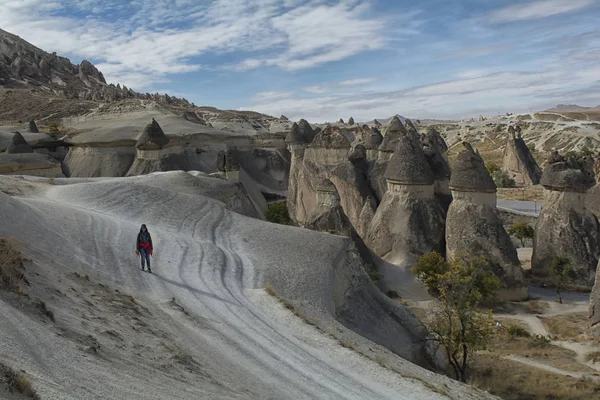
[533, 153, 599, 286]
[27, 120, 39, 133]
[447, 142, 526, 300]
[502, 125, 541, 185]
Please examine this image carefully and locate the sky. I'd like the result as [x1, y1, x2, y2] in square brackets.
[1, 0, 599, 122]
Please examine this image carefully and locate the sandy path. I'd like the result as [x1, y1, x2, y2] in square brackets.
[0, 175, 461, 400]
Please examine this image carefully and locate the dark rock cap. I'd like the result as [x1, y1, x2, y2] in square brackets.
[449, 142, 496, 193]
[135, 118, 169, 150]
[540, 151, 595, 192]
[348, 117, 355, 126]
[310, 125, 351, 149]
[422, 127, 448, 153]
[284, 122, 306, 145]
[422, 129, 450, 181]
[6, 131, 33, 154]
[298, 119, 316, 143]
[379, 116, 407, 151]
[364, 127, 383, 149]
[384, 131, 434, 185]
[348, 143, 366, 163]
[27, 120, 39, 133]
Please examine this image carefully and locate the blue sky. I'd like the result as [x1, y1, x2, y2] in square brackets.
[1, 0, 599, 121]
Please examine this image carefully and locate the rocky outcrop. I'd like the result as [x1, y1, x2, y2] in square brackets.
[366, 130, 445, 266]
[421, 127, 451, 212]
[586, 183, 600, 335]
[5, 132, 33, 154]
[135, 119, 170, 150]
[379, 116, 406, 152]
[532, 152, 599, 286]
[446, 143, 527, 300]
[27, 120, 39, 133]
[348, 117, 355, 126]
[0, 152, 64, 177]
[292, 125, 377, 237]
[502, 125, 542, 185]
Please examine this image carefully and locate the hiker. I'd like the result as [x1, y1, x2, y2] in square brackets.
[135, 224, 153, 273]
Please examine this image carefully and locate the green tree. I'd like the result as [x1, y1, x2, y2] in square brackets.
[485, 162, 500, 175]
[264, 202, 292, 225]
[412, 252, 500, 382]
[549, 256, 576, 304]
[491, 169, 516, 188]
[508, 221, 535, 247]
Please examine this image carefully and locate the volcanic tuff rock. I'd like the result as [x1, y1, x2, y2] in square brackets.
[5, 131, 33, 154]
[348, 117, 355, 126]
[366, 132, 445, 265]
[379, 116, 406, 152]
[502, 125, 542, 185]
[27, 120, 39, 133]
[446, 143, 526, 300]
[135, 119, 170, 150]
[310, 125, 351, 149]
[364, 127, 383, 149]
[421, 127, 452, 212]
[532, 153, 600, 286]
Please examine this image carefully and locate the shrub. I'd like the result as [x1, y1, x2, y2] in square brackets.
[264, 202, 292, 225]
[491, 169, 516, 188]
[364, 263, 380, 283]
[507, 325, 530, 339]
[486, 162, 500, 175]
[0, 238, 27, 292]
[47, 121, 61, 134]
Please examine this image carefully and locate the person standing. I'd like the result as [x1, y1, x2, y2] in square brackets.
[135, 224, 153, 273]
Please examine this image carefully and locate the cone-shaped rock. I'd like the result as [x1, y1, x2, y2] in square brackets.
[285, 122, 306, 145]
[311, 125, 350, 149]
[502, 125, 542, 185]
[136, 119, 169, 150]
[364, 127, 383, 149]
[27, 120, 39, 133]
[373, 119, 382, 127]
[348, 117, 355, 126]
[384, 133, 434, 185]
[298, 119, 316, 144]
[450, 142, 496, 193]
[532, 152, 599, 286]
[540, 151, 595, 192]
[6, 131, 33, 154]
[379, 116, 407, 151]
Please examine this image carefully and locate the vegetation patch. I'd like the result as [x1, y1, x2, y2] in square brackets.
[264, 202, 292, 225]
[539, 313, 588, 340]
[0, 364, 40, 399]
[0, 238, 28, 293]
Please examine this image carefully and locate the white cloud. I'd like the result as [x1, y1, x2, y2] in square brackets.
[489, 0, 596, 23]
[301, 77, 378, 94]
[339, 77, 378, 86]
[251, 91, 295, 103]
[242, 64, 600, 122]
[0, 0, 393, 89]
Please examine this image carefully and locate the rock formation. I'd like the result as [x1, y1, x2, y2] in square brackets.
[339, 118, 345, 124]
[379, 116, 406, 152]
[421, 127, 452, 212]
[532, 152, 599, 286]
[373, 119, 382, 127]
[446, 142, 527, 300]
[135, 119, 170, 150]
[286, 122, 311, 223]
[27, 120, 39, 133]
[366, 130, 445, 265]
[5, 132, 33, 154]
[502, 125, 542, 185]
[348, 117, 355, 126]
[585, 183, 600, 335]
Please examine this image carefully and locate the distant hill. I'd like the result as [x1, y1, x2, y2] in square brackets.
[545, 104, 595, 112]
[363, 114, 407, 125]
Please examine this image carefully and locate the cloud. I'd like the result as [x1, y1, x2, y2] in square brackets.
[489, 0, 596, 23]
[302, 77, 378, 94]
[242, 64, 600, 122]
[251, 91, 295, 103]
[0, 0, 394, 89]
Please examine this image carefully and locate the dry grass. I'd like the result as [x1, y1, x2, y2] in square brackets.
[0, 237, 27, 293]
[586, 351, 600, 364]
[0, 364, 40, 399]
[497, 186, 544, 202]
[539, 313, 588, 340]
[471, 355, 600, 400]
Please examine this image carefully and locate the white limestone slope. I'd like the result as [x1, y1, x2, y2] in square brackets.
[0, 172, 494, 400]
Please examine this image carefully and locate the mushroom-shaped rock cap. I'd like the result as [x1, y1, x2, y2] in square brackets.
[6, 131, 33, 154]
[384, 131, 434, 185]
[422, 127, 448, 153]
[136, 119, 169, 150]
[365, 127, 383, 149]
[379, 116, 407, 151]
[310, 125, 351, 149]
[540, 152, 595, 192]
[27, 120, 39, 133]
[298, 119, 316, 143]
[450, 142, 496, 193]
[285, 122, 306, 145]
[386, 115, 406, 136]
[348, 143, 367, 163]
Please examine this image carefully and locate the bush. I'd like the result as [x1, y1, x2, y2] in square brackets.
[507, 325, 530, 339]
[549, 256, 576, 304]
[264, 202, 292, 225]
[47, 121, 61, 134]
[491, 169, 516, 188]
[486, 162, 501, 175]
[0, 238, 27, 292]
